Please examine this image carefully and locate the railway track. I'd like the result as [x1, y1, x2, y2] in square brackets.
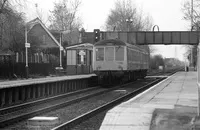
[147, 67, 184, 76]
[0, 87, 103, 128]
[0, 78, 148, 128]
[1, 77, 162, 129]
[52, 78, 164, 130]
[1, 70, 180, 129]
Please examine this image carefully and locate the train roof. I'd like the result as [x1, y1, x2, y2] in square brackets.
[94, 39, 149, 53]
[65, 43, 93, 50]
[94, 39, 128, 46]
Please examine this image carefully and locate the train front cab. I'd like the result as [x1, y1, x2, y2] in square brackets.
[93, 40, 127, 86]
[93, 39, 149, 86]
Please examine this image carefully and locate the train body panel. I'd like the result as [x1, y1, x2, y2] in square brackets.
[126, 45, 149, 70]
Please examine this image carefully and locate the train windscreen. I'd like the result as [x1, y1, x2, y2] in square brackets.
[96, 48, 104, 61]
[105, 47, 114, 61]
[115, 46, 124, 61]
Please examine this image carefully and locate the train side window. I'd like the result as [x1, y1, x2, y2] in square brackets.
[105, 47, 114, 61]
[115, 46, 124, 61]
[96, 48, 104, 61]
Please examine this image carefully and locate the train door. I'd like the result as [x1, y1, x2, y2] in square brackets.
[77, 49, 92, 74]
[66, 50, 77, 75]
[87, 50, 93, 73]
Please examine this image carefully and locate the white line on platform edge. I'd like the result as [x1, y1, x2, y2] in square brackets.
[122, 72, 178, 104]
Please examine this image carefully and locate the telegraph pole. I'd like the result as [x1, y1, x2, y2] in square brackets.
[191, 0, 194, 68]
[191, 0, 200, 116]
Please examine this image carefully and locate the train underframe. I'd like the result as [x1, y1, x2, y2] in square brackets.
[94, 69, 148, 87]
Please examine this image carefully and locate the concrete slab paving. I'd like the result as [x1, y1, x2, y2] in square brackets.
[154, 93, 179, 99]
[176, 99, 198, 107]
[178, 94, 198, 100]
[142, 104, 174, 109]
[148, 101, 177, 106]
[100, 72, 198, 130]
[100, 125, 150, 130]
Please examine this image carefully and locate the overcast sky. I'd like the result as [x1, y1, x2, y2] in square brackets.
[23, 0, 191, 61]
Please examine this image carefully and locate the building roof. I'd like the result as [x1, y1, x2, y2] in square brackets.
[26, 18, 63, 50]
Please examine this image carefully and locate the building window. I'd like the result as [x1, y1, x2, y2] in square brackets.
[43, 35, 46, 44]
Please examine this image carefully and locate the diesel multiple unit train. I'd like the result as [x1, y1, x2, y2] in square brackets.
[93, 39, 150, 85]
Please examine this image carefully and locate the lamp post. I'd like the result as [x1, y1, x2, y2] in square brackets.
[126, 18, 133, 43]
[25, 25, 30, 79]
[59, 31, 63, 69]
[126, 18, 133, 32]
[191, 0, 194, 68]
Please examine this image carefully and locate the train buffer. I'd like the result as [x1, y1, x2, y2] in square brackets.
[99, 71, 198, 130]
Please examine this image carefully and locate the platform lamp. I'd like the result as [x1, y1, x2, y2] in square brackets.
[59, 31, 63, 69]
[25, 25, 30, 79]
[126, 18, 133, 32]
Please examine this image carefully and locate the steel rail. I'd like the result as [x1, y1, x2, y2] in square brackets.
[51, 78, 164, 130]
[0, 87, 99, 115]
[0, 80, 138, 128]
[0, 70, 179, 128]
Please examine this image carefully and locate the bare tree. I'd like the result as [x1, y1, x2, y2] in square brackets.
[149, 45, 157, 54]
[150, 54, 165, 70]
[105, 0, 153, 31]
[34, 3, 48, 24]
[49, 0, 82, 31]
[182, 0, 200, 27]
[48, 0, 82, 45]
[0, 0, 25, 50]
[0, 0, 25, 14]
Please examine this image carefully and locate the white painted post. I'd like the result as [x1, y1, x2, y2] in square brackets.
[59, 31, 63, 69]
[25, 26, 29, 78]
[191, 0, 194, 69]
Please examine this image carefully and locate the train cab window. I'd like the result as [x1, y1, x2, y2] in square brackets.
[105, 47, 114, 61]
[96, 48, 104, 61]
[115, 46, 124, 61]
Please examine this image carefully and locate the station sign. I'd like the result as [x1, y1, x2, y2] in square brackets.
[25, 43, 30, 48]
[60, 46, 64, 51]
[79, 50, 86, 56]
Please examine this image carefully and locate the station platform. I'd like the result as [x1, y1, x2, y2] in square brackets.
[100, 72, 198, 130]
[0, 74, 96, 89]
[0, 74, 97, 108]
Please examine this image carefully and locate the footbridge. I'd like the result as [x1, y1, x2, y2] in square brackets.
[82, 29, 199, 45]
